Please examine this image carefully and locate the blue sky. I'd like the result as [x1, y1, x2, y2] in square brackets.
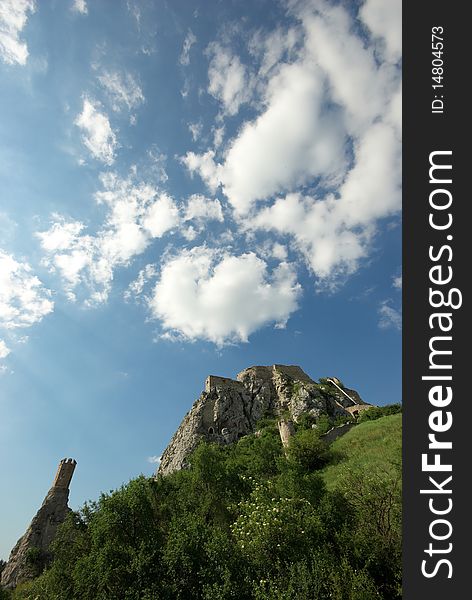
[0, 0, 401, 559]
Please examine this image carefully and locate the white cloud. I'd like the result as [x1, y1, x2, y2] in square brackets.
[149, 247, 301, 345]
[212, 126, 225, 149]
[188, 121, 202, 142]
[0, 250, 54, 330]
[378, 300, 401, 331]
[142, 193, 179, 237]
[207, 43, 254, 116]
[302, 4, 398, 136]
[147, 455, 161, 465]
[360, 0, 402, 63]
[393, 274, 402, 290]
[181, 0, 401, 288]
[98, 70, 144, 112]
[181, 150, 221, 193]
[249, 26, 299, 77]
[181, 226, 198, 242]
[272, 243, 288, 261]
[0, 339, 11, 359]
[71, 0, 87, 15]
[38, 173, 179, 304]
[75, 97, 117, 165]
[124, 263, 157, 302]
[183, 194, 223, 223]
[146, 147, 168, 183]
[219, 60, 347, 214]
[180, 29, 196, 66]
[0, 0, 35, 65]
[250, 121, 400, 282]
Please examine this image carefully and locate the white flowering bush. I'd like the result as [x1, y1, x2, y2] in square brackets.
[231, 478, 321, 565]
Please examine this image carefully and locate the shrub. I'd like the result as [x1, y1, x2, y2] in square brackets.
[358, 404, 402, 423]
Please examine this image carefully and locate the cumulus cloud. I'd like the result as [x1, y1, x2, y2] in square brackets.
[75, 97, 117, 165]
[207, 43, 254, 116]
[0, 250, 54, 330]
[301, 3, 398, 137]
[71, 0, 87, 15]
[0, 0, 35, 65]
[179, 29, 196, 66]
[38, 173, 179, 304]
[149, 247, 301, 345]
[183, 194, 223, 223]
[378, 300, 402, 331]
[220, 61, 347, 214]
[360, 0, 402, 63]
[250, 121, 400, 282]
[142, 193, 179, 237]
[249, 26, 299, 77]
[181, 150, 221, 193]
[181, 0, 401, 289]
[98, 70, 144, 112]
[147, 455, 161, 465]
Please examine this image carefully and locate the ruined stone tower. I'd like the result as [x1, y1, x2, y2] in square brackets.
[52, 457, 77, 489]
[1, 458, 77, 590]
[278, 419, 296, 448]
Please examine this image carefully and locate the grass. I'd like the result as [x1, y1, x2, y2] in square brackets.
[321, 413, 402, 491]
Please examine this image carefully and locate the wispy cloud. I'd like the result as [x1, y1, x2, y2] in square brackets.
[179, 29, 196, 66]
[124, 263, 157, 302]
[393, 274, 402, 290]
[0, 339, 11, 359]
[378, 300, 402, 331]
[188, 121, 202, 142]
[37, 172, 179, 304]
[0, 249, 54, 330]
[206, 42, 254, 116]
[71, 0, 87, 15]
[98, 70, 145, 112]
[75, 97, 118, 165]
[0, 0, 35, 65]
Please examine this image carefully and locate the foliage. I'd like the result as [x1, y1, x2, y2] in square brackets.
[358, 403, 402, 423]
[285, 428, 332, 472]
[11, 413, 402, 600]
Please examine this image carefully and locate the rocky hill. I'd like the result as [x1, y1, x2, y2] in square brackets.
[1, 459, 76, 590]
[158, 364, 368, 476]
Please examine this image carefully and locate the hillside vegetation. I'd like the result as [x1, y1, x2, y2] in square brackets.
[322, 414, 402, 490]
[8, 409, 402, 600]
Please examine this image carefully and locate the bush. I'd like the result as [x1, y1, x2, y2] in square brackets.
[9, 413, 402, 599]
[285, 429, 331, 472]
[358, 404, 402, 423]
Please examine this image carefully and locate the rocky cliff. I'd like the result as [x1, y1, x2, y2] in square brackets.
[157, 365, 367, 476]
[1, 458, 76, 590]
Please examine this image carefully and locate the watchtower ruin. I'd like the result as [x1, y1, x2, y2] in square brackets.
[278, 419, 296, 448]
[1, 458, 77, 590]
[52, 458, 77, 489]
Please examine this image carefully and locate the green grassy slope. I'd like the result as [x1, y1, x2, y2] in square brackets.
[321, 413, 402, 490]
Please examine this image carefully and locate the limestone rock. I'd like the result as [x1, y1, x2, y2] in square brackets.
[157, 365, 368, 476]
[1, 458, 76, 590]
